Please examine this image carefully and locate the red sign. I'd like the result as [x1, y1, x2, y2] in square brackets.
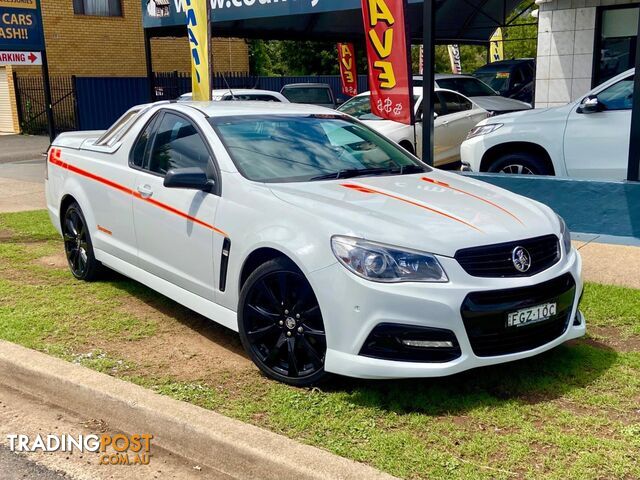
[361, 0, 413, 125]
[337, 43, 358, 97]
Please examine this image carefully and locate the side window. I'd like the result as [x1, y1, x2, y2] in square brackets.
[131, 117, 155, 168]
[457, 93, 473, 111]
[597, 75, 634, 110]
[148, 113, 212, 175]
[440, 91, 469, 114]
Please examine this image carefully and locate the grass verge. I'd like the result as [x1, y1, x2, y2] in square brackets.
[1, 210, 639, 479]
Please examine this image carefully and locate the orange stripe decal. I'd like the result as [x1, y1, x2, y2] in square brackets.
[97, 225, 113, 235]
[342, 182, 483, 232]
[421, 176, 524, 225]
[50, 155, 228, 238]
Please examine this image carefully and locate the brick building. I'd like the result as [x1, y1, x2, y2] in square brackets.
[0, 0, 249, 133]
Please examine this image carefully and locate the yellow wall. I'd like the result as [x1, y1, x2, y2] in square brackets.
[14, 0, 249, 76]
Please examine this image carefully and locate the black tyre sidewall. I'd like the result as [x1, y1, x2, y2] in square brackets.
[238, 257, 328, 387]
[63, 203, 102, 282]
[488, 152, 551, 175]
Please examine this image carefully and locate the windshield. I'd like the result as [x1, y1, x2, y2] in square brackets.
[474, 71, 511, 94]
[281, 87, 332, 104]
[209, 115, 429, 183]
[436, 77, 498, 97]
[337, 95, 421, 120]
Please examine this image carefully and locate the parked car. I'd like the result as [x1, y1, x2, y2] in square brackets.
[473, 59, 535, 105]
[337, 87, 488, 166]
[413, 74, 532, 114]
[280, 83, 337, 108]
[45, 101, 584, 386]
[461, 68, 634, 180]
[178, 89, 289, 102]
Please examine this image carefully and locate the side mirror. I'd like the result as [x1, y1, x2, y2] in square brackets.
[577, 95, 602, 114]
[164, 167, 214, 192]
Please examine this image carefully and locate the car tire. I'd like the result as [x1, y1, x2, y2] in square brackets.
[487, 151, 552, 175]
[238, 257, 328, 387]
[399, 141, 415, 155]
[62, 202, 103, 281]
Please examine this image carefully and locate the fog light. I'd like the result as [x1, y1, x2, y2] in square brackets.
[402, 340, 454, 348]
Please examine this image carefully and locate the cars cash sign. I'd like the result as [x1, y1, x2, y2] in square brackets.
[361, 0, 413, 125]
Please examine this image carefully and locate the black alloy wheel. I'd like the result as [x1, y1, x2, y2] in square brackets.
[62, 202, 102, 281]
[238, 257, 327, 386]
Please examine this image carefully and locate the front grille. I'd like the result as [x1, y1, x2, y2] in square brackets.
[461, 273, 576, 357]
[455, 234, 560, 278]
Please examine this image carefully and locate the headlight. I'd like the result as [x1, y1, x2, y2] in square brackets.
[557, 215, 572, 255]
[331, 236, 448, 283]
[466, 123, 503, 140]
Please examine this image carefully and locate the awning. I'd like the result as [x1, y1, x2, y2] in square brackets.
[143, 0, 520, 44]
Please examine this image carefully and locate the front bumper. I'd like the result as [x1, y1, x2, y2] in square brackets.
[459, 135, 490, 172]
[309, 249, 584, 379]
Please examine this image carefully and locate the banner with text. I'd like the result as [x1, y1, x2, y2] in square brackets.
[0, 0, 43, 52]
[337, 43, 358, 97]
[447, 45, 461, 74]
[182, 0, 211, 101]
[361, 0, 413, 125]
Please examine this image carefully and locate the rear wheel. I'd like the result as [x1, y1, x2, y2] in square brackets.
[62, 202, 103, 281]
[238, 257, 327, 387]
[487, 151, 552, 175]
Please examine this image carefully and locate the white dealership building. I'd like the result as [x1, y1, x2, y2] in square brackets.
[535, 0, 638, 107]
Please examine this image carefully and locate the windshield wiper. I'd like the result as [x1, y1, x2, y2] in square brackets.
[310, 164, 425, 181]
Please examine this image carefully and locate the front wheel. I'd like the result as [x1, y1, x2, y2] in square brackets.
[487, 151, 552, 175]
[238, 257, 327, 387]
[62, 202, 103, 281]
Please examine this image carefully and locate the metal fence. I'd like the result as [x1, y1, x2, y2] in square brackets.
[13, 72, 369, 135]
[14, 74, 78, 135]
[153, 71, 369, 101]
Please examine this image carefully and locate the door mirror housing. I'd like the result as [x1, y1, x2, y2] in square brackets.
[164, 167, 215, 192]
[577, 95, 602, 114]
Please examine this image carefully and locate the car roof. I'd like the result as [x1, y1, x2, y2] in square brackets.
[177, 101, 338, 118]
[281, 83, 331, 88]
[214, 89, 283, 95]
[434, 73, 476, 80]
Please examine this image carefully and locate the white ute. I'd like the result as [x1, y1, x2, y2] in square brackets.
[46, 101, 586, 386]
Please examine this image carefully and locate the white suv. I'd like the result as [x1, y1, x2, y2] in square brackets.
[461, 68, 634, 180]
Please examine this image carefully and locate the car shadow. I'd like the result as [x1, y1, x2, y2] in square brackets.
[324, 340, 618, 416]
[100, 269, 246, 358]
[98, 270, 617, 415]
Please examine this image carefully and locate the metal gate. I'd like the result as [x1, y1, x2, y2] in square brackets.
[14, 74, 78, 135]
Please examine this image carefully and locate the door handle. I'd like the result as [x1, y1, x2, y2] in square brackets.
[137, 184, 153, 199]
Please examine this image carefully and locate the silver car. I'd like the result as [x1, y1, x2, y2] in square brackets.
[413, 74, 532, 115]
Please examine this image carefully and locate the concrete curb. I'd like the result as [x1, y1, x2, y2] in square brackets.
[0, 340, 397, 480]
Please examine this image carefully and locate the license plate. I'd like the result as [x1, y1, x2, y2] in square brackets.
[507, 303, 557, 328]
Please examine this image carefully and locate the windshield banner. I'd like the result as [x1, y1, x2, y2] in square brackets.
[361, 0, 413, 125]
[337, 43, 358, 97]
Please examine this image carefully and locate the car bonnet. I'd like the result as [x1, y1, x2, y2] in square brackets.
[268, 171, 558, 257]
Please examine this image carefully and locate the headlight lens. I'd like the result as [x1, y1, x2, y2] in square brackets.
[558, 215, 571, 255]
[466, 123, 503, 140]
[331, 236, 448, 283]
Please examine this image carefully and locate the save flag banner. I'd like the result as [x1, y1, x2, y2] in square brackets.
[489, 28, 503, 63]
[361, 0, 413, 125]
[337, 43, 358, 97]
[447, 45, 461, 74]
[182, 0, 211, 101]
